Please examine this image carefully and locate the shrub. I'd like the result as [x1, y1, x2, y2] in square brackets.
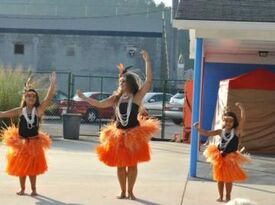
[0, 68, 47, 128]
[0, 68, 26, 127]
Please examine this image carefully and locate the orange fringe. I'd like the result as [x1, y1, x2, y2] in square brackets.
[96, 117, 160, 167]
[2, 125, 51, 177]
[204, 145, 251, 183]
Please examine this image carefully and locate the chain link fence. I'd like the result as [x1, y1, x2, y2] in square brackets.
[36, 71, 185, 140]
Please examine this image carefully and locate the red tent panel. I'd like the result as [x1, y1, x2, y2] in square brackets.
[220, 68, 275, 90]
[214, 68, 275, 153]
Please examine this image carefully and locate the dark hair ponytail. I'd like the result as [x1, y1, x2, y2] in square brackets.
[223, 111, 239, 128]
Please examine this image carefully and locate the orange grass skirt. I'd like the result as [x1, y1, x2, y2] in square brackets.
[96, 117, 160, 167]
[203, 145, 251, 183]
[2, 125, 51, 176]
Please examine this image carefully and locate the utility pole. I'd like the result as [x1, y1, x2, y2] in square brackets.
[160, 10, 169, 139]
[161, 10, 169, 80]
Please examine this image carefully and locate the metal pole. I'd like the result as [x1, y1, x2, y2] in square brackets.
[189, 38, 203, 177]
[71, 74, 75, 98]
[161, 80, 167, 139]
[67, 72, 72, 113]
[99, 77, 103, 132]
[70, 73, 75, 113]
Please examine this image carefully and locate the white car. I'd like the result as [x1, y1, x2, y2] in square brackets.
[143, 92, 173, 117]
[165, 93, 184, 125]
[169, 93, 184, 105]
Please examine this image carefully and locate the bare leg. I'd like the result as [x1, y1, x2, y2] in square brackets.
[217, 181, 224, 202]
[225, 182, 233, 202]
[17, 176, 26, 195]
[117, 167, 127, 199]
[127, 165, 137, 200]
[29, 175, 37, 196]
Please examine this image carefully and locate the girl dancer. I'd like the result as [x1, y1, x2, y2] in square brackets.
[194, 103, 250, 202]
[0, 72, 56, 196]
[77, 50, 159, 200]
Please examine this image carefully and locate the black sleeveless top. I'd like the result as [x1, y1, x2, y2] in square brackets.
[116, 102, 140, 129]
[18, 114, 39, 138]
[218, 132, 239, 156]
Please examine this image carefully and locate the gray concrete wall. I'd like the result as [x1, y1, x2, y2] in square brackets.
[0, 14, 163, 33]
[0, 1, 164, 93]
[0, 33, 162, 93]
[0, 1, 163, 33]
[0, 0, 162, 19]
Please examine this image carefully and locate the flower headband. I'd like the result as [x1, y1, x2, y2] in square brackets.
[117, 63, 133, 77]
[23, 72, 39, 94]
[24, 75, 34, 92]
[223, 115, 234, 119]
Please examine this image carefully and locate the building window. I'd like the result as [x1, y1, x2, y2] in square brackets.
[14, 43, 24, 55]
[66, 47, 75, 56]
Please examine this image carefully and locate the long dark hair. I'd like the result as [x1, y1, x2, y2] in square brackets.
[125, 72, 140, 95]
[21, 89, 40, 108]
[114, 71, 142, 102]
[223, 111, 239, 129]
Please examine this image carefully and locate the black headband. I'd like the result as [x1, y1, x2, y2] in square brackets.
[122, 65, 133, 74]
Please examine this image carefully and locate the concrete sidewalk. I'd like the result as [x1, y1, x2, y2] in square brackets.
[0, 137, 188, 205]
[181, 148, 275, 205]
[0, 137, 274, 205]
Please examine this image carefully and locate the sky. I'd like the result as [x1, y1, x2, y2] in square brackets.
[154, 0, 172, 7]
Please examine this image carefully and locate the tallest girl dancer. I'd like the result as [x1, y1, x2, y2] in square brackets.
[77, 50, 159, 200]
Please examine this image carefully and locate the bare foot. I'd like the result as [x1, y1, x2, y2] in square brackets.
[225, 195, 231, 202]
[216, 197, 223, 202]
[116, 191, 126, 199]
[128, 192, 136, 200]
[31, 191, 38, 196]
[16, 190, 25, 196]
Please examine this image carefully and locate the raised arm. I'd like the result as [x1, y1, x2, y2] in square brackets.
[37, 72, 57, 116]
[193, 122, 221, 137]
[135, 50, 152, 99]
[0, 107, 22, 118]
[76, 89, 116, 108]
[235, 102, 246, 137]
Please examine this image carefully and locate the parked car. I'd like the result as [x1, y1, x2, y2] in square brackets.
[143, 92, 173, 117]
[165, 93, 184, 125]
[59, 92, 114, 123]
[45, 90, 68, 116]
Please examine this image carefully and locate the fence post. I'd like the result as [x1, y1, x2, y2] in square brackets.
[98, 76, 103, 132]
[71, 74, 75, 99]
[67, 72, 75, 113]
[161, 79, 167, 139]
[67, 72, 72, 113]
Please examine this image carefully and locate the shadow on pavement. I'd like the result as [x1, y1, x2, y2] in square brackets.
[135, 198, 162, 205]
[34, 195, 83, 205]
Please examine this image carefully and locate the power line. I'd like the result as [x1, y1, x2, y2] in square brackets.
[0, 3, 161, 8]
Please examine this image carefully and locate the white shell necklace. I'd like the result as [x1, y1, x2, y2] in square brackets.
[22, 107, 37, 129]
[115, 94, 133, 127]
[220, 129, 235, 150]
